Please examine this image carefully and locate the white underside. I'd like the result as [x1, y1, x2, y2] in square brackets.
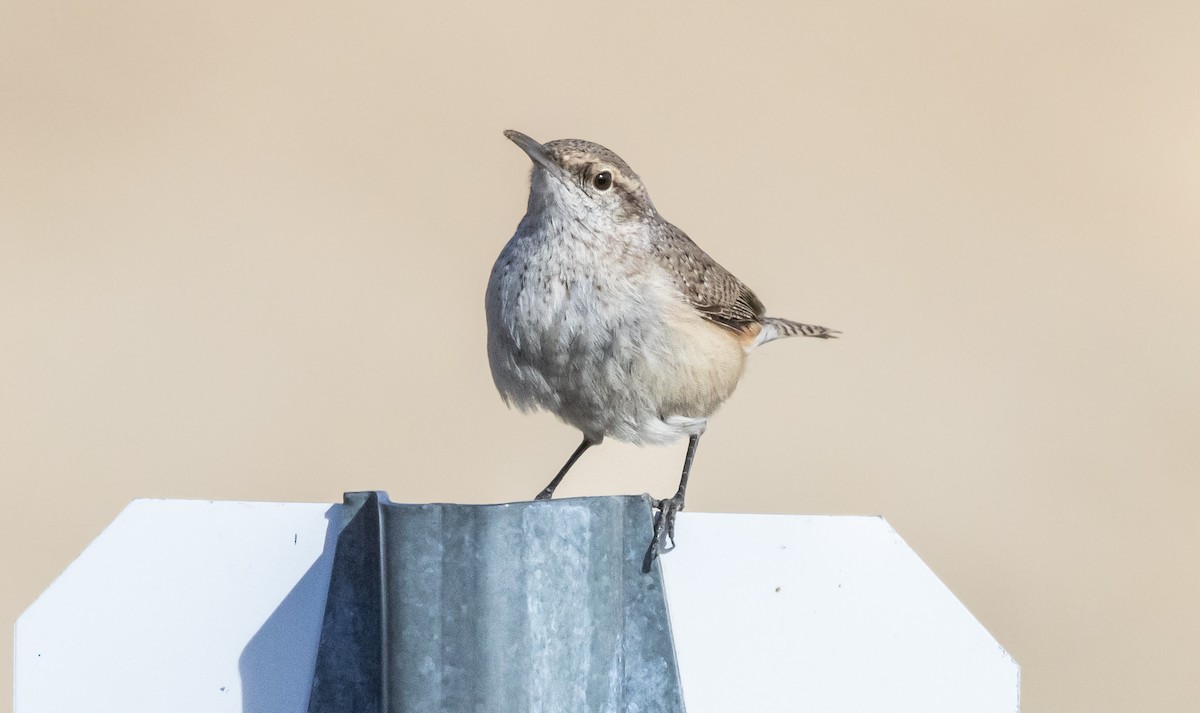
[486, 207, 744, 446]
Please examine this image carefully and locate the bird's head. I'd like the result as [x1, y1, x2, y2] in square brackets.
[504, 130, 658, 229]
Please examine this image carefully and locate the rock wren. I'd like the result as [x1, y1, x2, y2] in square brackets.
[486, 130, 837, 556]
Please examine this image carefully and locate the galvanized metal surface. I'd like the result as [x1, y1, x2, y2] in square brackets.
[308, 492, 685, 713]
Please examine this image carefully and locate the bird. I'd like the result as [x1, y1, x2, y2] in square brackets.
[485, 130, 837, 558]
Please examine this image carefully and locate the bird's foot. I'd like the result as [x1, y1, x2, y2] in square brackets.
[647, 495, 684, 566]
[533, 489, 554, 501]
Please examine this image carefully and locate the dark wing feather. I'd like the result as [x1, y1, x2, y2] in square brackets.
[651, 222, 765, 333]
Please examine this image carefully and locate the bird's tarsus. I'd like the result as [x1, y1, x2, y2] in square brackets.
[534, 435, 597, 501]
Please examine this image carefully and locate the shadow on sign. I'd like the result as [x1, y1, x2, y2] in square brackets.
[239, 505, 341, 713]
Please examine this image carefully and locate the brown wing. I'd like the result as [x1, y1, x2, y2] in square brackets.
[651, 222, 765, 333]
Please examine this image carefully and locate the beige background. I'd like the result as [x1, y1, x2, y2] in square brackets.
[3, 2, 1198, 711]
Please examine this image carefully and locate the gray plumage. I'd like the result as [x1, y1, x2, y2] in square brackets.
[485, 130, 836, 552]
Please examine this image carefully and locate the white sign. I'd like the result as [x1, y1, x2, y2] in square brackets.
[15, 499, 1018, 712]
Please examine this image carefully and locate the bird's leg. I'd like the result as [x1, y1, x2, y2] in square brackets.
[650, 433, 701, 559]
[534, 435, 597, 500]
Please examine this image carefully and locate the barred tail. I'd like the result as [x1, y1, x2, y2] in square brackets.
[755, 317, 840, 347]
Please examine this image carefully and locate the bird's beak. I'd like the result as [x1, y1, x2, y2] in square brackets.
[504, 130, 569, 183]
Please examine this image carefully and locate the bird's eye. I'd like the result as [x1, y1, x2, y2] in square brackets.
[592, 171, 613, 191]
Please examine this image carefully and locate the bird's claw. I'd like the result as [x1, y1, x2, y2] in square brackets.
[647, 495, 684, 567]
